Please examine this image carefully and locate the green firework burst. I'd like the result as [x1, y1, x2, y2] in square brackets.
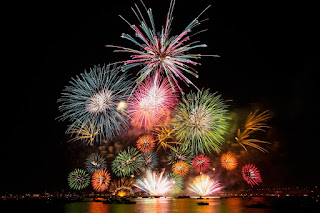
[112, 147, 143, 177]
[173, 89, 230, 154]
[68, 169, 90, 190]
[169, 173, 184, 195]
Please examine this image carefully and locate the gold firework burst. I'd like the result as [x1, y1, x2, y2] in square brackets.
[235, 110, 271, 152]
[68, 119, 99, 145]
[153, 124, 181, 153]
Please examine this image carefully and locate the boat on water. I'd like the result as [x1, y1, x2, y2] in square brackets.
[197, 202, 209, 205]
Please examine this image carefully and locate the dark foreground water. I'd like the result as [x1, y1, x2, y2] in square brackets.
[4, 197, 319, 213]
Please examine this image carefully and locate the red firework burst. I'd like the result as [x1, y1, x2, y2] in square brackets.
[242, 164, 262, 187]
[192, 154, 211, 173]
[136, 135, 155, 152]
[128, 77, 178, 129]
[92, 169, 111, 192]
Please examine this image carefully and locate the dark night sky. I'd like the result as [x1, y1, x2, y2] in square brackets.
[3, 0, 319, 193]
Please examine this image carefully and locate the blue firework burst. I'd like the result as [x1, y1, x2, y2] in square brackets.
[85, 153, 107, 174]
[58, 64, 133, 141]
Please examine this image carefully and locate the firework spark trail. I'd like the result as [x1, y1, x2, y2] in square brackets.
[92, 169, 111, 192]
[134, 170, 173, 196]
[188, 174, 223, 197]
[242, 164, 262, 186]
[106, 0, 219, 94]
[235, 110, 271, 152]
[58, 65, 133, 142]
[174, 89, 230, 154]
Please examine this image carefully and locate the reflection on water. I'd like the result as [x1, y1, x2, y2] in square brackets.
[63, 197, 287, 213]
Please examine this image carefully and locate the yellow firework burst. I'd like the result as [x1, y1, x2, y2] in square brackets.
[235, 110, 271, 152]
[172, 160, 189, 177]
[153, 124, 181, 153]
[220, 152, 238, 171]
[67, 119, 99, 145]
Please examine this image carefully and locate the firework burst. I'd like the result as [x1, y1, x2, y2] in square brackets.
[192, 154, 211, 173]
[174, 89, 229, 154]
[92, 169, 111, 192]
[220, 152, 238, 171]
[109, 177, 135, 196]
[167, 145, 194, 165]
[58, 65, 133, 141]
[128, 77, 178, 129]
[153, 124, 181, 153]
[67, 119, 99, 145]
[172, 160, 190, 177]
[136, 135, 155, 152]
[112, 147, 143, 177]
[134, 170, 173, 196]
[142, 151, 158, 170]
[106, 0, 219, 93]
[85, 153, 107, 174]
[188, 174, 223, 197]
[68, 169, 90, 190]
[242, 164, 262, 186]
[169, 173, 184, 195]
[235, 110, 271, 153]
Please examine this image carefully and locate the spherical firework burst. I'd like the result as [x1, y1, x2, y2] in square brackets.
[174, 89, 229, 154]
[142, 151, 158, 170]
[220, 152, 238, 171]
[188, 174, 223, 197]
[172, 160, 190, 177]
[192, 154, 211, 173]
[167, 145, 194, 165]
[136, 135, 155, 152]
[92, 169, 111, 192]
[242, 164, 262, 187]
[68, 169, 90, 190]
[85, 153, 107, 174]
[128, 77, 178, 129]
[107, 0, 219, 93]
[112, 147, 143, 177]
[169, 173, 184, 195]
[58, 65, 133, 142]
[134, 170, 173, 196]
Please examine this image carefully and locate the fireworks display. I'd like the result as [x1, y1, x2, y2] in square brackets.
[58, 65, 133, 141]
[192, 154, 211, 173]
[188, 174, 223, 197]
[136, 135, 155, 152]
[235, 110, 271, 152]
[134, 170, 173, 196]
[92, 169, 111, 192]
[107, 0, 219, 94]
[85, 153, 107, 174]
[68, 169, 90, 190]
[59, 0, 274, 196]
[172, 160, 190, 177]
[174, 89, 229, 154]
[220, 152, 238, 171]
[128, 77, 178, 129]
[112, 147, 143, 177]
[242, 164, 262, 186]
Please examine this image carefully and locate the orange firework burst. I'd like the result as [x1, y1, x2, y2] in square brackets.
[220, 153, 238, 171]
[172, 160, 189, 177]
[136, 135, 155, 152]
[92, 169, 111, 192]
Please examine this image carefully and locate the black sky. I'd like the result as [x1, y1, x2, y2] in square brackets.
[4, 0, 319, 193]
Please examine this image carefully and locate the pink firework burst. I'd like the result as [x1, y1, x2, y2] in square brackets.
[128, 77, 178, 129]
[106, 0, 219, 94]
[242, 164, 262, 187]
[192, 154, 211, 173]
